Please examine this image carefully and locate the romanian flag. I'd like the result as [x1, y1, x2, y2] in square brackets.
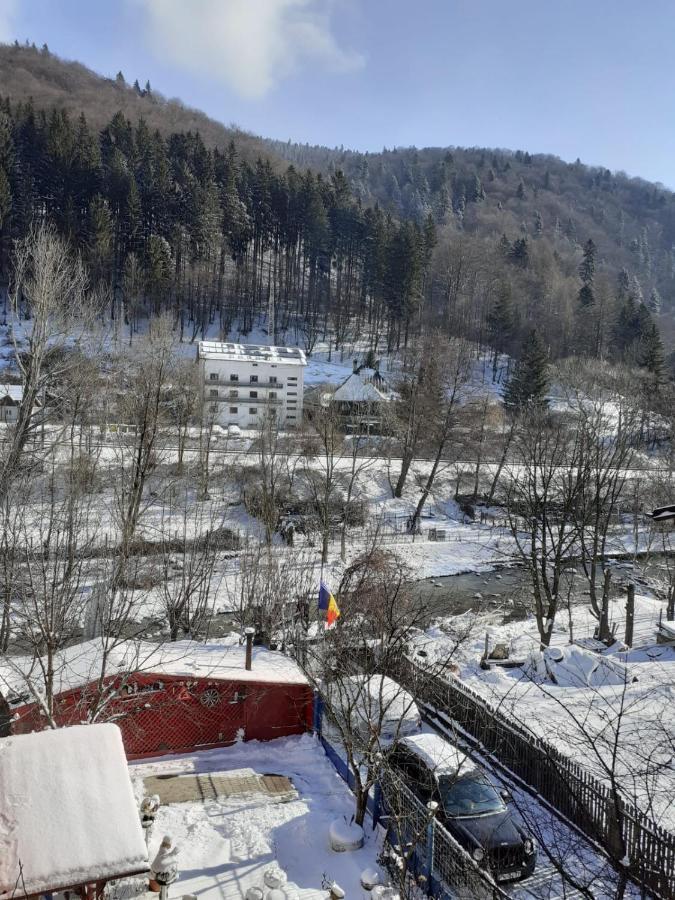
[318, 580, 340, 627]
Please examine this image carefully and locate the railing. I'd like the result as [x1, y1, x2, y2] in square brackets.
[206, 394, 284, 405]
[205, 378, 285, 388]
[378, 767, 510, 900]
[394, 658, 675, 900]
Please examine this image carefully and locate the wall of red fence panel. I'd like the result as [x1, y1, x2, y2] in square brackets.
[9, 673, 313, 758]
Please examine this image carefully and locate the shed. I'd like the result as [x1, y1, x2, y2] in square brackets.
[0, 723, 148, 899]
[0, 384, 22, 424]
[3, 639, 313, 759]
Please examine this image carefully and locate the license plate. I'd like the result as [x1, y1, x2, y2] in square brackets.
[497, 869, 521, 882]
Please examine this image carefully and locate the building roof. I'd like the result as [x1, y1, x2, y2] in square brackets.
[0, 384, 22, 404]
[198, 341, 307, 367]
[332, 373, 390, 404]
[0, 723, 148, 898]
[0, 639, 309, 706]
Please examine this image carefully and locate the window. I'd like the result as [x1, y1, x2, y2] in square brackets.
[229, 406, 238, 414]
[249, 407, 258, 415]
[288, 376, 297, 381]
[251, 375, 259, 383]
[229, 390, 238, 398]
[209, 372, 219, 381]
[287, 414, 296, 419]
[270, 376, 277, 384]
[230, 374, 239, 382]
[209, 389, 218, 398]
[210, 403, 218, 412]
[270, 392, 277, 399]
[250, 391, 258, 399]
[288, 391, 297, 396]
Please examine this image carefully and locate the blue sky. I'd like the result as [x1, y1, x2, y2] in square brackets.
[1, 0, 673, 186]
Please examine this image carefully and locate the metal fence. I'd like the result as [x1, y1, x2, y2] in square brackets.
[314, 696, 508, 900]
[377, 767, 510, 900]
[394, 658, 675, 900]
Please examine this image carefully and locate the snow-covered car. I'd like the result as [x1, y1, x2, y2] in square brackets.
[227, 424, 242, 438]
[323, 675, 421, 745]
[390, 733, 537, 882]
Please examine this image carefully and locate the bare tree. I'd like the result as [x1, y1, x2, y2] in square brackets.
[302, 544, 471, 828]
[227, 546, 315, 647]
[0, 223, 101, 503]
[408, 337, 471, 534]
[504, 408, 585, 647]
[158, 490, 223, 641]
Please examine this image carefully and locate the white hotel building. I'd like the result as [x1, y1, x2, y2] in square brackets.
[197, 341, 307, 429]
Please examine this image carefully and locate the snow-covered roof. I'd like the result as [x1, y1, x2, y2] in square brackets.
[400, 732, 476, 779]
[198, 341, 306, 366]
[0, 639, 308, 704]
[0, 384, 21, 404]
[0, 723, 148, 897]
[138, 640, 309, 686]
[325, 675, 420, 739]
[332, 373, 390, 404]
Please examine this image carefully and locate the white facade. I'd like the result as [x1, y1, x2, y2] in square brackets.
[0, 384, 22, 424]
[197, 341, 307, 429]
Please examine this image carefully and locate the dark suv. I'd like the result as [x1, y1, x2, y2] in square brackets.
[390, 733, 536, 882]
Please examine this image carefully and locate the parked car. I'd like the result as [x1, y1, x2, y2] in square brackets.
[390, 733, 536, 882]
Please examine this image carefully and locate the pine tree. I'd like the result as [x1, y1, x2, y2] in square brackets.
[488, 282, 515, 380]
[639, 321, 666, 386]
[648, 287, 662, 316]
[509, 237, 529, 268]
[533, 211, 543, 235]
[577, 238, 596, 306]
[516, 180, 526, 200]
[504, 330, 549, 410]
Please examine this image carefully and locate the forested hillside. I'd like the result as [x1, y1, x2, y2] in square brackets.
[0, 42, 671, 386]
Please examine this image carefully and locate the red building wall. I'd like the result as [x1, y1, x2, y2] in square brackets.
[10, 673, 313, 759]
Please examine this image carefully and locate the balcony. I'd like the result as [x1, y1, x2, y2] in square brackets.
[205, 378, 285, 388]
[207, 394, 284, 406]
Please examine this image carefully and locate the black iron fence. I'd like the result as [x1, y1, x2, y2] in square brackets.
[394, 657, 675, 900]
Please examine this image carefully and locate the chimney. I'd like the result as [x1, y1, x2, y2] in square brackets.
[244, 627, 255, 670]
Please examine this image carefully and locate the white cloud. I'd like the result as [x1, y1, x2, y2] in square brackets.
[0, 0, 18, 43]
[136, 0, 364, 100]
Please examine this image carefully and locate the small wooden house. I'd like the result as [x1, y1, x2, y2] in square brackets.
[2, 639, 313, 759]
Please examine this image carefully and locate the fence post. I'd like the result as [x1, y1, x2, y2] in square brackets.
[423, 802, 438, 884]
[625, 584, 635, 646]
[372, 780, 382, 830]
[313, 691, 323, 737]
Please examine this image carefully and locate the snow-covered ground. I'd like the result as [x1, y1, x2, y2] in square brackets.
[415, 593, 675, 832]
[128, 734, 383, 900]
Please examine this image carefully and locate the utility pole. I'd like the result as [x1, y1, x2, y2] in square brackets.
[625, 583, 635, 647]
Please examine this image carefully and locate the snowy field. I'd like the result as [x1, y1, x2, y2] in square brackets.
[129, 734, 383, 900]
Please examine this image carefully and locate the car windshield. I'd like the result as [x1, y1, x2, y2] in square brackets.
[438, 774, 505, 817]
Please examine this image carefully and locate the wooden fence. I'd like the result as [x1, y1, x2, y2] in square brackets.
[395, 658, 675, 899]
